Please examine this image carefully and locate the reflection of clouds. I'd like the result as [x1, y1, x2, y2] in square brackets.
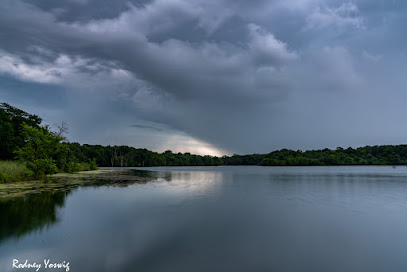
[154, 170, 223, 198]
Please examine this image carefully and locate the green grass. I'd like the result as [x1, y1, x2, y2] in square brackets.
[0, 161, 34, 183]
[0, 160, 98, 183]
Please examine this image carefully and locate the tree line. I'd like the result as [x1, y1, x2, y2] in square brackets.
[260, 146, 407, 166]
[64, 138, 407, 167]
[1, 102, 407, 179]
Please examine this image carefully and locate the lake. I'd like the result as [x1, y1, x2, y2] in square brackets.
[2, 166, 407, 272]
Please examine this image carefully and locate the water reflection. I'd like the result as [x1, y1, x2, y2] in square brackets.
[1, 166, 407, 272]
[0, 191, 69, 242]
[0, 169, 159, 244]
[0, 169, 221, 246]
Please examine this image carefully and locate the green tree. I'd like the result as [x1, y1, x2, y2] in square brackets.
[0, 103, 42, 159]
[0, 109, 14, 159]
[14, 124, 63, 178]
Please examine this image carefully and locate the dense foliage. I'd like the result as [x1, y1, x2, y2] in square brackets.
[1, 102, 407, 181]
[65, 144, 225, 167]
[0, 103, 97, 180]
[260, 146, 407, 166]
[65, 144, 407, 167]
[0, 103, 41, 160]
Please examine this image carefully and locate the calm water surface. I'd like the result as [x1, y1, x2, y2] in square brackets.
[2, 166, 407, 272]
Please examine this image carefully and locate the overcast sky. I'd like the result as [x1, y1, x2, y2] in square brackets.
[1, 0, 407, 155]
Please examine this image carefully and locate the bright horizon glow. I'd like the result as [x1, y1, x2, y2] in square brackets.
[156, 135, 231, 157]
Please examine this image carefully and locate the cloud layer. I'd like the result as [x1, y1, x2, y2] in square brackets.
[1, 0, 407, 155]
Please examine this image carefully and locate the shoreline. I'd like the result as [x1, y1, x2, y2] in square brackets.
[0, 169, 153, 200]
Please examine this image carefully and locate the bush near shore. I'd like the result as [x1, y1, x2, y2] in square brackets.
[0, 160, 98, 183]
[0, 161, 34, 183]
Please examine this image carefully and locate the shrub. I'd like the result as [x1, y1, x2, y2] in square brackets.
[14, 124, 62, 177]
[0, 161, 34, 182]
[27, 158, 59, 179]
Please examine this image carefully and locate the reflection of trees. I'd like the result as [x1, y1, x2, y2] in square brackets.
[0, 191, 69, 242]
[0, 169, 159, 243]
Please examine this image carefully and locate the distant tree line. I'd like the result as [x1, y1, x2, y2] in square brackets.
[64, 144, 407, 168]
[64, 143, 225, 167]
[260, 146, 407, 166]
[1, 102, 407, 180]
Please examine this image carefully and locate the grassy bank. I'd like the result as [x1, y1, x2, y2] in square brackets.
[0, 160, 98, 183]
[0, 161, 34, 183]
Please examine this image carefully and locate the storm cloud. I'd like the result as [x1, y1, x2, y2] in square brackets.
[1, 0, 407, 155]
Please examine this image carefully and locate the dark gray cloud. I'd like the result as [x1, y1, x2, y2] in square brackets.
[1, 0, 407, 155]
[130, 124, 165, 131]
